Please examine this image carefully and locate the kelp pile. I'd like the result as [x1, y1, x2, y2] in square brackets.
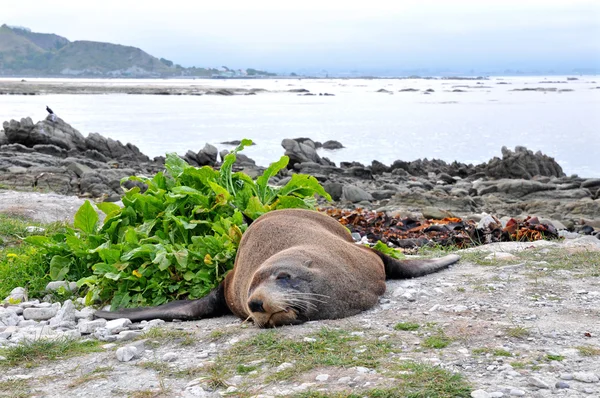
[320, 208, 559, 250]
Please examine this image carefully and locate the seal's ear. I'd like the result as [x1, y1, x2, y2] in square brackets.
[303, 260, 314, 268]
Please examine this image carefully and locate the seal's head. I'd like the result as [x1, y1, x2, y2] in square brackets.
[246, 259, 326, 328]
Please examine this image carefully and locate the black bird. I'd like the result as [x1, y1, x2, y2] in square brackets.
[46, 106, 54, 114]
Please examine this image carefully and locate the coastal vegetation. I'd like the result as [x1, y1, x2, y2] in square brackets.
[0, 141, 331, 309]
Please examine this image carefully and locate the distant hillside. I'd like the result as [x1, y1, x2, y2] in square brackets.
[0, 24, 276, 78]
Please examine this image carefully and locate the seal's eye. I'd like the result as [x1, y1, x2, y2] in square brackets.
[276, 272, 291, 280]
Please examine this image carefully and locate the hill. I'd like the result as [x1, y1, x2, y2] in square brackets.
[0, 24, 276, 78]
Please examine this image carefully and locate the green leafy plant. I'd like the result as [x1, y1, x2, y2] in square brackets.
[25, 141, 331, 309]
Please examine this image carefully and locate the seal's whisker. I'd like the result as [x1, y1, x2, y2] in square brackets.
[287, 293, 331, 298]
[286, 296, 328, 304]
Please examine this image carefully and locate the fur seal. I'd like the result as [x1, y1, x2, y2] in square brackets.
[95, 209, 459, 327]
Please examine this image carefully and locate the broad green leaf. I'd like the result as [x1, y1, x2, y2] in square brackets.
[24, 236, 51, 246]
[243, 196, 270, 220]
[93, 262, 119, 275]
[98, 248, 122, 264]
[73, 200, 99, 234]
[274, 196, 308, 210]
[372, 241, 405, 259]
[255, 155, 289, 203]
[183, 271, 195, 281]
[49, 255, 71, 281]
[96, 202, 121, 216]
[165, 152, 189, 178]
[278, 174, 332, 201]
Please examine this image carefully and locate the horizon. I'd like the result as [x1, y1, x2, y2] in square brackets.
[2, 0, 600, 75]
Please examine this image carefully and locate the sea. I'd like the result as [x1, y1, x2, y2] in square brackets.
[1, 76, 599, 177]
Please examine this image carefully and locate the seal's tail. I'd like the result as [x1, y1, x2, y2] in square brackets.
[94, 283, 229, 322]
[375, 252, 460, 279]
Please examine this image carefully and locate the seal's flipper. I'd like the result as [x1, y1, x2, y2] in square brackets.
[94, 283, 230, 322]
[374, 252, 459, 279]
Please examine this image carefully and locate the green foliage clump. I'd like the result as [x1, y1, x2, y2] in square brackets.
[24, 141, 330, 309]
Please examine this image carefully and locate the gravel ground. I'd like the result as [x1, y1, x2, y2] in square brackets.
[1, 191, 599, 398]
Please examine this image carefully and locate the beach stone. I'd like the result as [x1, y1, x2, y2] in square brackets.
[555, 381, 570, 389]
[573, 372, 599, 383]
[342, 185, 373, 202]
[528, 376, 550, 389]
[116, 346, 139, 362]
[471, 390, 491, 398]
[162, 352, 179, 362]
[23, 306, 58, 320]
[105, 318, 132, 334]
[45, 281, 73, 292]
[4, 287, 27, 303]
[78, 319, 107, 334]
[49, 299, 76, 327]
[315, 374, 330, 381]
[422, 207, 454, 220]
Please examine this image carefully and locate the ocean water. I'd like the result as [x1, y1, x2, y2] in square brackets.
[1, 76, 599, 177]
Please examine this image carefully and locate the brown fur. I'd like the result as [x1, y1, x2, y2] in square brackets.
[95, 209, 459, 327]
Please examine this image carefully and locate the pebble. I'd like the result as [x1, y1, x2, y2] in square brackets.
[275, 362, 294, 371]
[528, 376, 550, 389]
[118, 330, 141, 341]
[162, 352, 178, 362]
[471, 390, 491, 398]
[315, 374, 329, 381]
[303, 337, 317, 343]
[555, 381, 570, 389]
[573, 372, 600, 383]
[338, 376, 352, 384]
[489, 393, 504, 398]
[560, 373, 574, 380]
[3, 287, 27, 303]
[508, 389, 525, 396]
[116, 346, 139, 362]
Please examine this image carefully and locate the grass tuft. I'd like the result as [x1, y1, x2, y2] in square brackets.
[0, 338, 102, 369]
[393, 322, 420, 331]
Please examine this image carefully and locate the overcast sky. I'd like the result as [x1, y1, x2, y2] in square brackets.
[3, 0, 600, 73]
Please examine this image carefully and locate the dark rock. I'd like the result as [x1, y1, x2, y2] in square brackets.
[422, 207, 455, 220]
[340, 161, 365, 169]
[496, 179, 557, 198]
[371, 160, 390, 174]
[196, 143, 218, 166]
[322, 140, 344, 150]
[288, 88, 309, 93]
[84, 149, 109, 163]
[438, 173, 456, 184]
[376, 89, 393, 94]
[399, 88, 419, 92]
[425, 88, 435, 92]
[3, 116, 87, 151]
[207, 89, 234, 96]
[371, 190, 397, 200]
[478, 146, 564, 179]
[282, 138, 335, 169]
[32, 144, 67, 158]
[183, 151, 200, 167]
[343, 167, 373, 180]
[342, 185, 373, 203]
[322, 182, 343, 201]
[86, 133, 149, 162]
[581, 178, 600, 189]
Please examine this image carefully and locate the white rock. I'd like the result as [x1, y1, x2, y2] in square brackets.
[0, 308, 20, 326]
[303, 337, 317, 343]
[106, 318, 132, 334]
[355, 366, 370, 374]
[4, 287, 27, 303]
[74, 307, 96, 320]
[25, 226, 45, 234]
[45, 281, 71, 292]
[573, 372, 599, 383]
[116, 346, 139, 362]
[78, 319, 107, 334]
[162, 352, 178, 362]
[471, 390, 491, 398]
[315, 374, 329, 381]
[49, 299, 76, 327]
[528, 376, 550, 389]
[117, 331, 141, 341]
[23, 307, 58, 320]
[275, 362, 294, 371]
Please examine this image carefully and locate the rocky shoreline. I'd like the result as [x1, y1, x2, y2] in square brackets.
[1, 115, 599, 237]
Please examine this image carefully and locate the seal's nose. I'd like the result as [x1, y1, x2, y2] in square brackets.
[248, 299, 265, 313]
